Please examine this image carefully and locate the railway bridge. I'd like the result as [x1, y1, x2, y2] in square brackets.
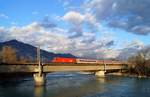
[0, 62, 128, 86]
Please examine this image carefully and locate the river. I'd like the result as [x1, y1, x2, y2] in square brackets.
[0, 72, 150, 97]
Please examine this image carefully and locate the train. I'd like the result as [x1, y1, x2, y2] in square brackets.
[51, 57, 122, 64]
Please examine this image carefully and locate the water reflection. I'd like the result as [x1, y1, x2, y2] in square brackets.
[96, 77, 106, 83]
[45, 75, 105, 97]
[34, 86, 45, 97]
[33, 74, 106, 97]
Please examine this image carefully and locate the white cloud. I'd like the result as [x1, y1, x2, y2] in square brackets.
[62, 11, 85, 38]
[62, 10, 100, 38]
[0, 21, 118, 59]
[124, 39, 144, 50]
[131, 25, 150, 35]
[84, 0, 150, 35]
[2, 21, 145, 60]
[39, 16, 57, 28]
[11, 22, 18, 25]
[0, 13, 9, 19]
[0, 26, 11, 42]
[63, 11, 84, 25]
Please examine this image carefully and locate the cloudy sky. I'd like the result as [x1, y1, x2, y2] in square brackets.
[0, 0, 150, 59]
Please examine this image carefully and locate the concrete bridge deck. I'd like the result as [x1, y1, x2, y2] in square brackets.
[0, 63, 128, 73]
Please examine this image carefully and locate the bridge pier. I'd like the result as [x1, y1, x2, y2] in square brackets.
[95, 71, 105, 77]
[33, 73, 45, 86]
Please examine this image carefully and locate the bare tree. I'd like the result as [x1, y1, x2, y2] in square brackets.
[0, 51, 2, 63]
[0, 46, 17, 63]
[19, 56, 30, 63]
[128, 47, 150, 76]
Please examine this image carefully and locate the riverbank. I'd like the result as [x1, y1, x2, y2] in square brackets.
[107, 72, 150, 78]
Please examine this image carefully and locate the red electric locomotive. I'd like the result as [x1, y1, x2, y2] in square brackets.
[52, 57, 76, 63]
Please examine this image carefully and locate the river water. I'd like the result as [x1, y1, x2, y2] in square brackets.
[0, 72, 150, 97]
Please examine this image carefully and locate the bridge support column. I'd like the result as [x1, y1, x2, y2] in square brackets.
[95, 71, 105, 77]
[33, 73, 45, 86]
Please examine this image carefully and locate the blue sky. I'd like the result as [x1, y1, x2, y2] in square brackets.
[0, 0, 63, 26]
[0, 0, 150, 58]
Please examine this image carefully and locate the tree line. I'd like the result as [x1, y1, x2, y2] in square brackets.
[128, 47, 150, 76]
[0, 46, 31, 63]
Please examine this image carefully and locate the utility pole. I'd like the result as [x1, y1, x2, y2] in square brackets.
[34, 46, 45, 86]
[103, 58, 106, 72]
[37, 46, 41, 76]
[37, 46, 40, 64]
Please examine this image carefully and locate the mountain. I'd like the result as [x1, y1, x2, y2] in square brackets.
[0, 40, 76, 62]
